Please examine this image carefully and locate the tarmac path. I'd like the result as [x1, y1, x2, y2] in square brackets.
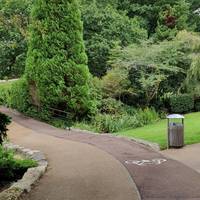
[163, 143, 200, 174]
[1, 107, 200, 200]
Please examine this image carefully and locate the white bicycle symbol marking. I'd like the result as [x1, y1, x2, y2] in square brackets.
[125, 158, 167, 166]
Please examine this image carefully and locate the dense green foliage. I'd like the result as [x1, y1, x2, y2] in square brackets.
[0, 146, 37, 181]
[92, 107, 159, 133]
[0, 112, 11, 145]
[108, 31, 194, 106]
[118, 0, 197, 37]
[190, 0, 200, 32]
[0, 0, 32, 79]
[9, 78, 30, 112]
[75, 104, 160, 133]
[0, 82, 13, 105]
[182, 32, 200, 95]
[155, 1, 190, 41]
[0, 0, 200, 134]
[168, 94, 194, 113]
[1, 0, 199, 78]
[81, 2, 147, 76]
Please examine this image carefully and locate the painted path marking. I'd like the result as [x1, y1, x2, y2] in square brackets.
[125, 158, 167, 166]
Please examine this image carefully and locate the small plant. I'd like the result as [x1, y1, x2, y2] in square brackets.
[0, 146, 37, 181]
[0, 112, 11, 145]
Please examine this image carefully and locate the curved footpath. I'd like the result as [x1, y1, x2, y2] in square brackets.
[1, 107, 200, 200]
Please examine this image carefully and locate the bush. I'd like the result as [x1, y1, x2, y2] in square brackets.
[0, 82, 13, 106]
[92, 107, 160, 133]
[135, 108, 160, 126]
[0, 113, 11, 145]
[9, 78, 30, 112]
[99, 98, 124, 115]
[0, 86, 9, 106]
[169, 94, 194, 113]
[93, 114, 138, 133]
[0, 146, 37, 181]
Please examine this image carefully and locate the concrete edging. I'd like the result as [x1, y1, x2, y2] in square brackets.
[0, 143, 48, 200]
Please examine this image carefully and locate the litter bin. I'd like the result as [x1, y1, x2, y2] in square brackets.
[167, 114, 184, 148]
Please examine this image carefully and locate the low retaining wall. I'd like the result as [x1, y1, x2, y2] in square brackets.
[0, 143, 48, 200]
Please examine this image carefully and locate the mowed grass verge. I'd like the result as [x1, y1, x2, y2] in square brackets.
[0, 80, 16, 88]
[117, 112, 200, 149]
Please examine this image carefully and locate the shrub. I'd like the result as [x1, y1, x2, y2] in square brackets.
[0, 113, 11, 145]
[99, 98, 124, 115]
[8, 78, 30, 112]
[101, 67, 133, 100]
[169, 94, 194, 113]
[92, 107, 160, 133]
[0, 86, 9, 105]
[0, 82, 13, 106]
[21, 0, 97, 119]
[93, 114, 138, 133]
[135, 108, 160, 126]
[0, 146, 37, 181]
[0, 0, 31, 79]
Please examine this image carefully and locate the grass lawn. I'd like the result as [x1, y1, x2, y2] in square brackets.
[117, 112, 200, 149]
[0, 81, 15, 88]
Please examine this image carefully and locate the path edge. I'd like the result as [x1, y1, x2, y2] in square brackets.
[72, 128, 160, 151]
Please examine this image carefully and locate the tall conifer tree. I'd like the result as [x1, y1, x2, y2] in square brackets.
[25, 0, 96, 117]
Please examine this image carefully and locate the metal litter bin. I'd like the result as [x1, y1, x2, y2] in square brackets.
[167, 114, 184, 148]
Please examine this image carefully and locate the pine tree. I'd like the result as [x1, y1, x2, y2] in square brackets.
[25, 0, 97, 117]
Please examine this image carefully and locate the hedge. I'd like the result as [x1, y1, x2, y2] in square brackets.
[169, 94, 194, 113]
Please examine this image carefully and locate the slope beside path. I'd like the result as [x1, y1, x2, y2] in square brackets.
[1, 107, 200, 200]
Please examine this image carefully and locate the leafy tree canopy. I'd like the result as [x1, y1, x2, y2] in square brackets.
[81, 1, 147, 77]
[0, 0, 31, 79]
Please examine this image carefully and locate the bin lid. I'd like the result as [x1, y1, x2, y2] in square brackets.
[167, 114, 184, 119]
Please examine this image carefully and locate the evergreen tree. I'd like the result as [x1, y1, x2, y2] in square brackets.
[24, 0, 97, 117]
[155, 0, 190, 41]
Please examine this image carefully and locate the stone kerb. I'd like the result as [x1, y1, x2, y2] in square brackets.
[0, 143, 48, 200]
